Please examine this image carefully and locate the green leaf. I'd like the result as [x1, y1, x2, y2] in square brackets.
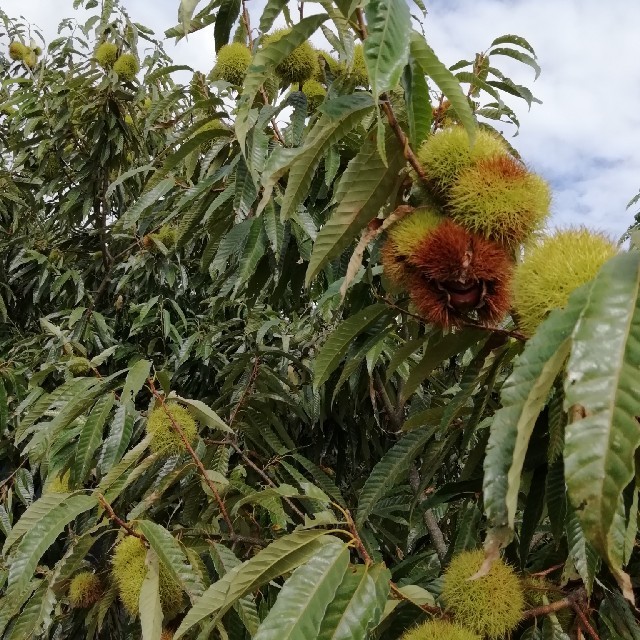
[356, 425, 438, 526]
[209, 543, 260, 635]
[482, 284, 592, 536]
[178, 0, 205, 36]
[98, 403, 134, 475]
[173, 396, 233, 434]
[253, 540, 350, 639]
[5, 495, 96, 606]
[409, 31, 476, 143]
[3, 492, 68, 555]
[313, 304, 393, 389]
[403, 57, 432, 148]
[71, 392, 114, 486]
[363, 0, 411, 98]
[566, 505, 599, 596]
[489, 47, 541, 79]
[0, 380, 7, 433]
[317, 563, 391, 640]
[563, 251, 640, 598]
[306, 128, 404, 284]
[259, 0, 289, 33]
[401, 329, 486, 402]
[137, 520, 205, 600]
[280, 93, 375, 221]
[96, 436, 151, 500]
[233, 217, 266, 294]
[214, 0, 241, 51]
[233, 155, 258, 219]
[174, 530, 336, 638]
[139, 549, 163, 640]
[117, 178, 175, 230]
[490, 34, 536, 55]
[121, 360, 151, 407]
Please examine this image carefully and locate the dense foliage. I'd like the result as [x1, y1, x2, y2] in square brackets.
[1, 0, 639, 638]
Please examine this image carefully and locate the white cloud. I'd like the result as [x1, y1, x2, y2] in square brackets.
[3, 0, 639, 237]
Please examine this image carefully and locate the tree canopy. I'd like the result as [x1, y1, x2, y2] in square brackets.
[0, 1, 639, 639]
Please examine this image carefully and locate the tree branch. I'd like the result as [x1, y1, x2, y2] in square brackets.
[409, 466, 448, 564]
[227, 441, 306, 521]
[374, 372, 403, 431]
[354, 8, 429, 181]
[98, 494, 146, 542]
[521, 597, 572, 621]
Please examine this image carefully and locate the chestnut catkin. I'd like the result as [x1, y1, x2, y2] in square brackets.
[409, 220, 513, 328]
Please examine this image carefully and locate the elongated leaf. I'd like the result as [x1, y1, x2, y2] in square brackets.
[356, 425, 438, 526]
[317, 563, 391, 640]
[254, 540, 350, 639]
[0, 380, 7, 433]
[566, 505, 599, 596]
[363, 0, 410, 98]
[233, 217, 266, 294]
[483, 284, 592, 537]
[98, 403, 134, 475]
[140, 549, 162, 640]
[174, 530, 336, 638]
[117, 178, 175, 230]
[258, 0, 289, 33]
[5, 495, 96, 605]
[72, 393, 114, 486]
[281, 93, 375, 221]
[489, 47, 541, 79]
[3, 492, 68, 555]
[97, 436, 151, 499]
[306, 129, 404, 284]
[490, 34, 536, 55]
[233, 155, 258, 219]
[563, 251, 640, 599]
[209, 543, 260, 635]
[121, 359, 151, 406]
[313, 304, 392, 389]
[403, 57, 431, 148]
[401, 329, 486, 402]
[137, 520, 205, 600]
[179, 0, 205, 36]
[214, 0, 241, 51]
[173, 396, 233, 434]
[409, 31, 475, 143]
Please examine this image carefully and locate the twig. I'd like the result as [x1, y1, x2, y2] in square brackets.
[97, 494, 146, 542]
[572, 601, 601, 640]
[531, 563, 564, 578]
[207, 535, 268, 549]
[521, 598, 572, 621]
[409, 466, 448, 564]
[148, 381, 235, 534]
[229, 356, 260, 427]
[227, 441, 306, 521]
[460, 320, 527, 342]
[374, 372, 403, 431]
[354, 9, 429, 182]
[332, 501, 372, 565]
[241, 0, 253, 47]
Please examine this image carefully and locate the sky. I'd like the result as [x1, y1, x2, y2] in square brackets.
[3, 0, 640, 239]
